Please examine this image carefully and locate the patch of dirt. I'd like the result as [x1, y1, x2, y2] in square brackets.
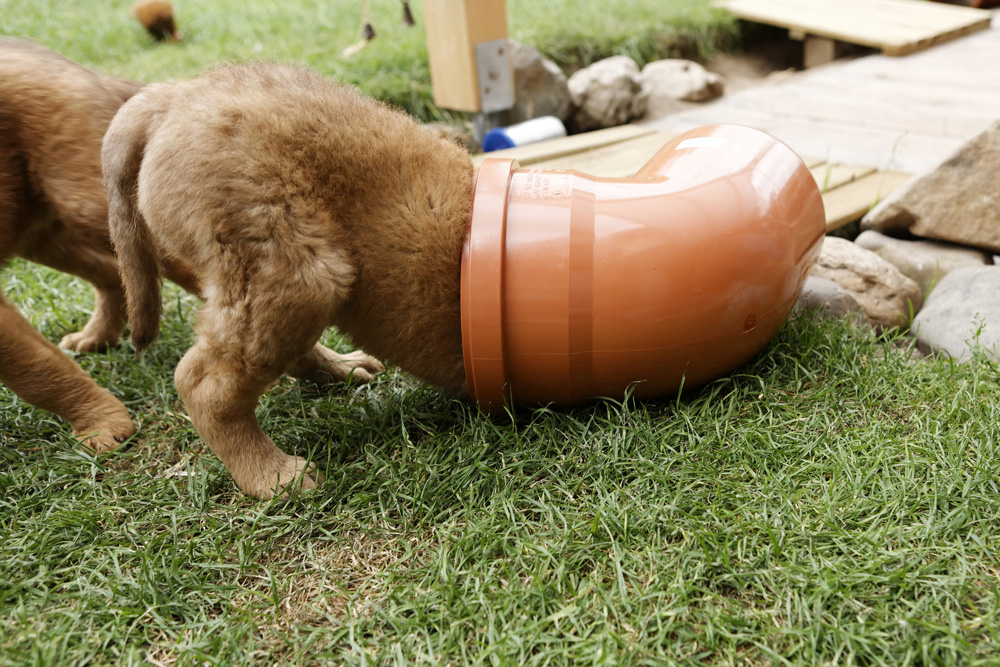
[642, 32, 804, 121]
[705, 42, 801, 94]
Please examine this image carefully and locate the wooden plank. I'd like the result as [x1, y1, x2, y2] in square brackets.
[722, 0, 992, 44]
[883, 19, 991, 56]
[838, 60, 1000, 89]
[529, 132, 678, 177]
[810, 163, 876, 193]
[472, 124, 656, 167]
[819, 55, 1000, 92]
[729, 83, 999, 138]
[653, 103, 964, 172]
[476, 127, 825, 178]
[713, 0, 991, 56]
[822, 171, 913, 231]
[782, 73, 1000, 111]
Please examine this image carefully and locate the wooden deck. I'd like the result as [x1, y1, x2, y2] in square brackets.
[713, 0, 991, 66]
[474, 125, 911, 233]
[643, 9, 1000, 174]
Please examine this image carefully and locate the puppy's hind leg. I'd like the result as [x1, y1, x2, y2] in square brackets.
[0, 293, 134, 451]
[174, 279, 346, 500]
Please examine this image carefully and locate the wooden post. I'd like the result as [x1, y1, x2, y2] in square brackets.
[804, 36, 837, 68]
[423, 0, 513, 113]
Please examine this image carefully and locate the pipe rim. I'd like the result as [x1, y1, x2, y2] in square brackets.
[461, 157, 517, 411]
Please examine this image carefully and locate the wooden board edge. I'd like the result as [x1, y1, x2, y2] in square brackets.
[713, 0, 992, 52]
[810, 163, 877, 193]
[823, 170, 913, 231]
[881, 17, 992, 56]
[472, 124, 657, 167]
[529, 131, 680, 176]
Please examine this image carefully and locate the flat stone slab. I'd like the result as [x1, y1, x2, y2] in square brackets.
[862, 119, 1000, 253]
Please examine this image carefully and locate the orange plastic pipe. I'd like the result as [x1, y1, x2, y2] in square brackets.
[461, 124, 825, 412]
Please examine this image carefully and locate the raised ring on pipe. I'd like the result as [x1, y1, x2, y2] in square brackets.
[460, 157, 517, 409]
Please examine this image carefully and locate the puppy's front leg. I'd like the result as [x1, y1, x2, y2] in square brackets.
[59, 285, 127, 352]
[287, 343, 385, 385]
[21, 241, 127, 352]
[0, 294, 134, 450]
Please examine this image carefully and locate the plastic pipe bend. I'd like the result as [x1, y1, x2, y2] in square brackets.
[461, 124, 826, 412]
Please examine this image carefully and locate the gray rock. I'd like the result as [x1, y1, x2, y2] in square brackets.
[794, 276, 865, 320]
[861, 119, 1000, 253]
[567, 56, 648, 132]
[809, 237, 923, 330]
[911, 266, 1000, 361]
[497, 42, 572, 125]
[640, 59, 724, 103]
[854, 230, 992, 296]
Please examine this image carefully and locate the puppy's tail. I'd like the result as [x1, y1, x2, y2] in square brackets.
[103, 95, 162, 351]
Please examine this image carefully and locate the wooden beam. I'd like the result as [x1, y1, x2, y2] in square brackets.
[810, 162, 876, 193]
[804, 36, 837, 68]
[423, 0, 511, 112]
[472, 124, 657, 167]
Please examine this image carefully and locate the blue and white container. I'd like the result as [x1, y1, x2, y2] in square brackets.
[482, 116, 567, 152]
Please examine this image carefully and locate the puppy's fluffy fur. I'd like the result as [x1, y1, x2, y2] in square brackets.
[0, 38, 197, 450]
[104, 62, 473, 498]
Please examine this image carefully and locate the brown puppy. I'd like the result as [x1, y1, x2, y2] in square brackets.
[132, 0, 182, 42]
[104, 62, 472, 499]
[0, 39, 164, 451]
[1, 41, 373, 458]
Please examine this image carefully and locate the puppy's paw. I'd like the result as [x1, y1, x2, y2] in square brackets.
[72, 400, 136, 453]
[333, 349, 386, 383]
[59, 330, 119, 353]
[290, 345, 385, 385]
[240, 455, 325, 500]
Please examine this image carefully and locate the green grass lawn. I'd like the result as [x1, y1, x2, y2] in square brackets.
[3, 263, 999, 665]
[3, 1, 1000, 664]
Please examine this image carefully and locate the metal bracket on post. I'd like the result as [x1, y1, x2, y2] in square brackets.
[475, 38, 515, 113]
[473, 38, 514, 143]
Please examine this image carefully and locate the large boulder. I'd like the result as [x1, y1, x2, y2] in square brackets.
[567, 56, 648, 132]
[911, 266, 1000, 361]
[861, 119, 1000, 253]
[854, 230, 993, 295]
[809, 237, 923, 330]
[497, 42, 572, 125]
